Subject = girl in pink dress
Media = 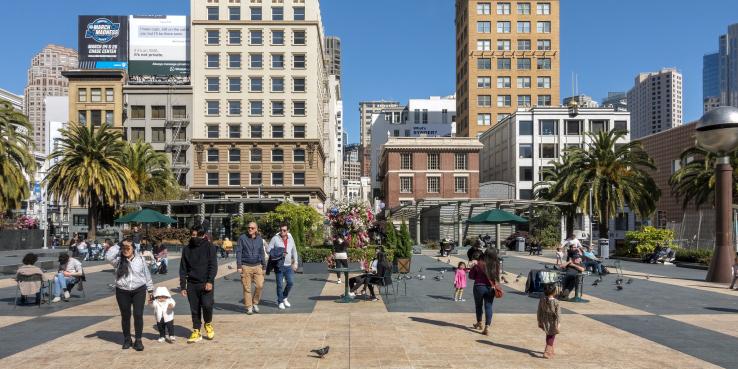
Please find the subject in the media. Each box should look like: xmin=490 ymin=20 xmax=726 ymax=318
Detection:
xmin=454 ymin=261 xmax=469 ymax=301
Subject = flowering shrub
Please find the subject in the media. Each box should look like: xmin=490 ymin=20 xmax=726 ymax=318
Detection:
xmin=326 ymin=201 xmax=375 ymax=247
xmin=14 ymin=215 xmax=39 ymax=229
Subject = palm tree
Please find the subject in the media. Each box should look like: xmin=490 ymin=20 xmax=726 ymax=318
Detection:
xmin=554 ymin=130 xmax=659 ymax=238
xmin=123 ymin=140 xmax=179 ymax=201
xmin=0 ymin=100 xmax=36 ymax=212
xmin=533 ymin=157 xmax=576 ymax=235
xmin=669 ymin=146 xmax=738 ymax=209
xmin=45 ymin=124 xmax=139 ymax=239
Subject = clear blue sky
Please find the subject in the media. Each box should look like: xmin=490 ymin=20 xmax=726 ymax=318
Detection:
xmin=1 ymin=0 xmax=736 ymax=144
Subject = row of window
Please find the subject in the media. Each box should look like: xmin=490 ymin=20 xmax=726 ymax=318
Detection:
xmin=207 ymin=172 xmax=305 ymax=187
xmin=517 ymin=119 xmax=628 ymax=136
xmin=207 ymin=147 xmax=305 ymax=163
xmin=475 ymin=56 xmax=552 ymax=71
xmin=399 ymin=176 xmax=469 ymax=194
xmin=129 ymin=105 xmax=187 ymax=120
xmin=478 ymin=39 xmax=552 ymax=52
xmin=399 ymin=153 xmax=468 ymax=171
xmin=129 ymin=127 xmax=186 ymax=143
xmin=205 ymin=99 xmax=307 ymax=117
xmin=206 ymin=76 xmax=306 ymax=93
xmin=205 ymin=123 xmax=304 ymax=139
xmin=476 ymin=2 xmax=551 ymax=15
xmin=77 ymin=88 xmax=114 ymax=103
xmin=476 ymin=21 xmax=551 ymax=34
xmin=477 ymin=76 xmax=551 ymax=88
xmin=77 ymin=110 xmax=114 ymax=126
xmin=206 ymin=29 xmax=307 ymax=46
xmin=205 ymin=52 xmax=306 ymax=69
xmin=207 ymin=5 xmax=305 ymax=21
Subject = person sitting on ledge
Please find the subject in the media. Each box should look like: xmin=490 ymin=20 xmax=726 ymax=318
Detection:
xmin=559 ymin=255 xmax=585 ymax=300
xmin=52 ymin=253 xmax=83 ymax=303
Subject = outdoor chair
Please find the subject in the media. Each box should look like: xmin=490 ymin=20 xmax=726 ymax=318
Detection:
xmin=370 ymin=268 xmax=395 ymax=303
xmin=65 ymin=274 xmax=87 ymax=299
xmin=14 ymin=274 xmax=45 ymax=308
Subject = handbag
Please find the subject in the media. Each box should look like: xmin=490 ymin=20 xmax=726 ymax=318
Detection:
xmin=493 ymin=281 xmax=504 ymax=299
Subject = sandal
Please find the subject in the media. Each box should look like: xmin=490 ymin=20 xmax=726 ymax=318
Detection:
xmin=472 ymin=322 xmax=482 ymax=330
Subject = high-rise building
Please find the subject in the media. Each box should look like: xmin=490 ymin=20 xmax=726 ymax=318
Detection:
xmin=0 ymin=88 xmax=23 ymax=112
xmin=563 ymin=94 xmax=599 ymax=108
xmin=626 ymin=68 xmax=682 ymax=139
xmin=325 ymin=36 xmax=341 ymax=79
xmin=601 ymin=91 xmax=627 ymax=111
xmin=190 ymin=0 xmax=332 ymax=206
xmin=342 ymin=143 xmax=361 ymax=182
xmin=703 ymin=52 xmax=720 ymax=101
xmin=359 ymin=100 xmax=400 ymax=176
xmin=705 ymin=24 xmax=738 ymax=109
xmin=704 ymin=96 xmax=721 ymax=113
xmin=455 ymin=0 xmax=560 ymax=138
xmin=24 ymin=45 xmax=78 ymax=152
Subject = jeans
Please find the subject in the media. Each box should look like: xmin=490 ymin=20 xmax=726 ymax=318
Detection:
xmin=275 ymin=265 xmax=294 ymax=303
xmin=473 ymin=284 xmax=495 ymax=326
xmin=240 ymin=265 xmax=265 ymax=308
xmin=115 ymin=286 xmax=147 ymax=340
xmin=186 ymin=283 xmax=214 ymax=329
xmin=53 ymin=272 xmax=78 ymax=297
xmin=335 ymin=259 xmax=348 ymax=279
xmin=157 ymin=318 xmax=175 ymax=338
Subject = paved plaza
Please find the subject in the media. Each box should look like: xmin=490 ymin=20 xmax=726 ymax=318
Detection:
xmin=0 ymin=249 xmax=737 ymax=369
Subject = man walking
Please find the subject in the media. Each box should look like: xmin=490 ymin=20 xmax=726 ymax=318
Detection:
xmin=236 ymin=222 xmax=266 ymax=315
xmin=267 ymin=223 xmax=299 ymax=310
xmin=180 ymin=226 xmax=218 ymax=343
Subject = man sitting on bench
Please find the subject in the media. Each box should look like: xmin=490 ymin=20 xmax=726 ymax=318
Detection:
xmin=582 ymin=246 xmax=604 ymax=275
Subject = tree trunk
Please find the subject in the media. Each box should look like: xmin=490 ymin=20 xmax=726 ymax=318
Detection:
xmin=566 ymin=206 xmax=575 ymax=236
xmin=598 ymin=202 xmax=609 ymax=239
xmin=88 ymin=192 xmax=98 ymax=240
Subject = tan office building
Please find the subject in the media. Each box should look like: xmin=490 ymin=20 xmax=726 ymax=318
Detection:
xmin=455 ymin=0 xmax=560 ymax=138
xmin=359 ymin=100 xmax=400 ymax=176
xmin=190 ymin=0 xmax=330 ymax=205
xmin=61 ymin=69 xmax=126 ymax=129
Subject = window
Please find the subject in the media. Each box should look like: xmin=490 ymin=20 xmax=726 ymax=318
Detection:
xmin=251 ymin=124 xmax=262 ymax=138
xmin=272 ymin=101 xmax=284 ymax=116
xmin=294 ymin=124 xmax=306 ymax=138
xmin=478 ymin=95 xmax=492 ymax=107
xmin=272 ymin=149 xmax=284 ymax=162
xmin=73 ymin=215 xmax=88 ymax=226
xmin=207 ymin=76 xmax=220 ymax=92
xmin=537 ymin=2 xmax=551 ymax=15
xmin=497 ymin=95 xmax=512 ymax=107
xmin=537 ymin=95 xmax=552 ymax=106
xmin=517 ymin=58 xmax=531 ymax=70
xmin=207 ymin=173 xmax=219 ymax=186
xmin=497 ymin=21 xmax=511 ymax=33
xmin=271 ymin=77 xmax=284 ymax=92
xmin=496 ymin=2 xmax=510 ymax=14
xmin=250 ymin=30 xmax=262 ymax=45
xmin=229 ymin=172 xmax=241 ymax=186
xmin=519 ymin=189 xmax=533 ymax=200
xmin=540 ymin=120 xmax=557 ymax=135
xmin=250 ymin=148 xmax=262 ymax=162
xmin=476 ymin=40 xmax=491 ymax=51
xmin=272 ymin=124 xmax=284 ymax=138
xmin=207 ymin=125 xmax=219 ymax=138
xmin=151 ymin=106 xmax=165 ymax=119
xmin=497 ymin=76 xmax=511 ymax=88
xmin=477 ymin=2 xmax=491 ymax=14
xmin=519 ymin=121 xmax=533 ymax=135
xmin=517 ymin=21 xmax=531 ymax=33
xmin=229 ymin=6 xmax=240 ymax=20
xmin=272 ymin=172 xmax=284 ymax=186
xmin=519 ymin=166 xmax=533 ymax=181
xmin=293 ymin=30 xmax=306 ymax=45
xmin=614 ymin=120 xmax=628 ymax=132
xmin=294 ymin=6 xmax=305 ymax=20
xmin=615 ymin=213 xmax=629 ymax=231
xmin=539 ymin=143 xmax=558 ymax=158
xmin=477 ymin=58 xmax=491 ymax=70
xmin=272 ymin=53 xmax=285 ymax=68
xmin=497 ymin=114 xmax=508 ymax=123
xmin=400 ymin=177 xmax=413 ymax=193
xmin=229 ymin=77 xmax=241 ymax=92
xmin=517 ymin=95 xmax=531 ymax=107
xmin=427 ymin=153 xmax=440 ymax=170
xmin=228 ymin=100 xmax=241 ymax=115
xmin=519 ymin=143 xmax=533 ymax=158
xmin=422 ymin=109 xmax=429 ymax=124
xmin=250 ymin=172 xmax=262 ymax=185
xmin=590 ymin=120 xmax=608 ymax=134
xmin=294 ymin=148 xmax=305 ymax=162
xmin=293 ymin=54 xmax=306 ymax=68
xmin=207 ymin=148 xmax=219 ymax=162
xmin=518 ymin=2 xmax=531 ymax=14
xmin=537 ymin=39 xmax=551 ymax=50
xmin=537 ymin=76 xmax=551 ymax=88
xmin=455 ymin=153 xmax=467 ymax=170
xmin=78 ymin=110 xmax=87 ymax=124
xmin=105 ymin=110 xmax=114 ymax=125
xmin=537 ymin=58 xmax=552 ymax=70
xmin=400 ymin=153 xmax=413 ymax=170
xmin=497 ymin=58 xmax=511 ymax=70
xmin=537 ymin=21 xmax=551 ymax=33
xmin=454 ymin=177 xmax=468 ymax=193
xmin=477 ymin=113 xmax=491 ymax=126
xmin=228 ymin=30 xmax=241 ymax=44
xmin=250 ymin=77 xmax=262 ymax=92
xmin=272 ymin=6 xmax=284 ymax=20
xmin=91 ymin=88 xmax=101 ymax=102
xmin=497 ymin=40 xmax=511 ymax=51
xmin=290 ymin=172 xmax=305 ymax=186
xmin=207 ymin=53 xmax=219 ymax=68
xmin=207 ymin=100 xmax=220 ymax=115
xmin=517 ymin=39 xmax=531 ymax=51
xmin=293 ymin=77 xmax=306 ymax=92
xmin=131 ymin=105 xmax=145 ymax=119
xmin=77 ymin=89 xmax=87 ymax=102
xmin=477 ymin=21 xmax=491 ymax=33
xmin=250 ymin=6 xmax=262 ymax=21
xmin=229 ymin=53 xmax=241 ymax=68
xmin=517 ymin=76 xmax=531 ymax=88
xmin=207 ymin=30 xmax=220 ymax=45
xmin=207 ymin=6 xmax=219 ymax=20
xmin=250 ymin=53 xmax=262 ymax=68
xmin=565 ymin=120 xmax=582 ymax=135
xmin=250 ymin=100 xmax=263 ymax=116
xmin=229 ymin=124 xmax=241 ymax=138
xmin=105 ymin=88 xmax=114 ymax=102
xmin=229 ymin=148 xmax=241 ymax=162
xmin=272 ymin=30 xmax=284 ymax=45
xmin=477 ymin=76 xmax=491 ymax=88
xmin=427 ymin=177 xmax=440 ymax=193
xmin=130 ymin=127 xmax=145 ymax=141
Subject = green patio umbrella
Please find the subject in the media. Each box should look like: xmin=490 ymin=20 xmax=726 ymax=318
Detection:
xmin=466 ymin=209 xmax=528 ymax=249
xmin=115 ymin=208 xmax=177 ymax=224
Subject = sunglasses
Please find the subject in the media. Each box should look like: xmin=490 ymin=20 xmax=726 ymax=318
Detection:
xmin=248 ymin=226 xmax=257 ymax=229
xmin=280 ymin=229 xmax=288 ymax=232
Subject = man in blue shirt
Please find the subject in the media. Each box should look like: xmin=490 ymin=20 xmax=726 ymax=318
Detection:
xmin=236 ymin=222 xmax=267 ymax=315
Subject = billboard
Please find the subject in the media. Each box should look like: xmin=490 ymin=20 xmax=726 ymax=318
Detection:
xmin=128 ymin=15 xmax=190 ymax=83
xmin=78 ymin=16 xmax=128 ymax=69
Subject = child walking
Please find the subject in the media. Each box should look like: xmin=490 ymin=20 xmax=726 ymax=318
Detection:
xmin=453 ymin=261 xmax=469 ymax=302
xmin=537 ymin=283 xmax=560 ymax=359
xmin=151 ymin=286 xmax=176 ymax=343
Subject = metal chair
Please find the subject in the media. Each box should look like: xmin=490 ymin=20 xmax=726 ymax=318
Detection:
xmin=371 ymin=268 xmax=395 ymax=303
xmin=14 ymin=274 xmax=45 ymax=308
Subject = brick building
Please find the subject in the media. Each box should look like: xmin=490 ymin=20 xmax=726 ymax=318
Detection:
xmin=379 ymin=137 xmax=482 ymax=209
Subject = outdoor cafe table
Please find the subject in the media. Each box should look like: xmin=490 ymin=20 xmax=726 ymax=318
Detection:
xmin=328 ymin=267 xmax=364 ymax=303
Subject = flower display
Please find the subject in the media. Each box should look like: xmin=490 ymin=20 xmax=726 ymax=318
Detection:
xmin=14 ymin=215 xmax=39 ymax=229
xmin=326 ymin=200 xmax=375 ymax=247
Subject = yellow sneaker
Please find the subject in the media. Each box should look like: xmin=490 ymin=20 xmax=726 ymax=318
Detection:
xmin=204 ymin=323 xmax=215 ymax=340
xmin=187 ymin=329 xmax=202 ymax=343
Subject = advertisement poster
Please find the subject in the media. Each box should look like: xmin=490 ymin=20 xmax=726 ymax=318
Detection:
xmin=78 ymin=15 xmax=128 ymax=69
xmin=128 ymin=15 xmax=190 ymax=82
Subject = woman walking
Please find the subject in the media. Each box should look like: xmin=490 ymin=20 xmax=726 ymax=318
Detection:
xmin=468 ymin=248 xmax=501 ymax=335
xmin=105 ymin=239 xmax=154 ymax=351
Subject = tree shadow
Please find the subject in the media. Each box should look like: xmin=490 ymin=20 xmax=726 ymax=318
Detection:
xmin=409 ymin=316 xmax=476 ymax=332
xmin=477 ymin=339 xmax=542 ymax=358
xmin=704 ymin=307 xmax=738 ymax=313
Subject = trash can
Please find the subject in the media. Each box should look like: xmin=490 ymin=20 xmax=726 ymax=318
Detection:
xmin=598 ymin=238 xmax=609 ymax=259
xmin=516 ymin=237 xmax=525 ymax=252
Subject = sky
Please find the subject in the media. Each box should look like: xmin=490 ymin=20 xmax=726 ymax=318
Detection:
xmin=0 ymin=0 xmax=737 ymax=144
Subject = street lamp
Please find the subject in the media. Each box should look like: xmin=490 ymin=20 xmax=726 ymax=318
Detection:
xmin=695 ymin=106 xmax=738 ymax=283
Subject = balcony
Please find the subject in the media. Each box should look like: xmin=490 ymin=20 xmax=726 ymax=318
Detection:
xmin=165 ymin=115 xmax=190 ymax=127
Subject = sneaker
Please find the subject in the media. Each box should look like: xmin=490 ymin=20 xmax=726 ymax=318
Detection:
xmin=460 ymin=298 xmax=466 ymax=302
xmin=133 ymin=339 xmax=144 ymax=351
xmin=167 ymin=336 xmax=176 ymax=343
xmin=246 ymin=307 xmax=253 ymax=315
xmin=283 ymin=298 xmax=291 ymax=308
xmin=337 ymin=279 xmax=342 ymax=284
xmin=158 ymin=337 xmax=166 ymax=343
xmin=204 ymin=323 xmax=215 ymax=340
xmin=348 ymin=292 xmax=356 ymax=298
xmin=187 ymin=329 xmax=202 ymax=343
xmin=278 ymin=302 xmax=286 ymax=310
xmin=63 ymin=291 xmax=70 ymax=300
xmin=51 ymin=296 xmax=61 ymax=303
xmin=253 ymin=305 xmax=260 ymax=313
xmin=369 ymin=297 xmax=379 ymax=302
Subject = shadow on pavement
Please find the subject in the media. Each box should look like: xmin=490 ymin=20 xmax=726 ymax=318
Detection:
xmin=477 ymin=339 xmax=542 ymax=358
xmin=704 ymin=306 xmax=738 ymax=313
xmin=409 ymin=316 xmax=476 ymax=332
xmin=426 ymin=295 xmax=454 ymax=301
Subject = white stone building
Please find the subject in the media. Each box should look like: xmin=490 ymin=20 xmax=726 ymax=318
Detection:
xmin=627 ymin=68 xmax=683 ymax=139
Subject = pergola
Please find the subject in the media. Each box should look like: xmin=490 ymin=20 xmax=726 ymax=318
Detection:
xmin=387 ymin=197 xmax=572 ymax=249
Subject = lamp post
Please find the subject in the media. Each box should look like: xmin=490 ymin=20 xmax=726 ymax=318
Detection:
xmin=695 ymin=107 xmax=738 ymax=283
xmin=589 ymin=187 xmax=593 ymax=249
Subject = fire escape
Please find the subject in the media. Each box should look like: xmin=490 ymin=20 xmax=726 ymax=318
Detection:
xmin=165 ymin=86 xmax=190 ymax=185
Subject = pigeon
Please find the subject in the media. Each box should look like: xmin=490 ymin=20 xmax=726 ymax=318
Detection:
xmin=440 ymin=269 xmax=446 ymax=274
xmin=433 ymin=275 xmax=442 ymax=281
xmin=592 ymin=279 xmax=600 ymax=286
xmin=227 ymin=265 xmax=234 ymax=269
xmin=517 ymin=273 xmax=524 ymax=279
xmin=616 ymin=285 xmax=623 ymax=291
xmin=421 ymin=275 xmax=426 ymax=280
xmin=501 ymin=276 xmax=509 ymax=284
xmin=615 ymin=278 xmax=623 ymax=286
xmin=515 ymin=277 xmax=520 ymax=283
xmin=418 ymin=267 xmax=424 ymax=273
xmin=645 ymin=275 xmax=651 ymax=280
xmin=224 ymin=276 xmax=230 ymax=281
xmin=447 ymin=258 xmax=451 ymax=264
xmin=311 ymin=346 xmax=330 ymax=358
xmin=626 ymin=278 xmax=633 ymax=284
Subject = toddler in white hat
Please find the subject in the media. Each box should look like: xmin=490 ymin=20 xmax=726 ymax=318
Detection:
xmin=151 ymin=286 xmax=176 ymax=343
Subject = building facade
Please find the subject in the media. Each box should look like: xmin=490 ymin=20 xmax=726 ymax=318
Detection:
xmin=359 ymin=100 xmax=401 ymax=176
xmin=325 ymin=36 xmax=341 ymax=79
xmin=0 ymin=88 xmax=23 ymax=111
xmin=61 ymin=70 xmax=126 ymax=129
xmin=703 ymin=52 xmax=720 ymax=102
xmin=379 ymin=137 xmax=482 ymax=209
xmin=626 ymin=68 xmax=682 ymax=139
xmin=704 ymin=96 xmax=721 ymax=113
xmin=455 ymin=0 xmax=561 ymax=138
xmin=601 ymin=91 xmax=627 ymax=111
xmin=190 ymin=0 xmax=330 ymax=206
xmin=23 ymin=45 xmax=78 ymax=152
xmin=342 ymin=143 xmax=361 ymax=181
xmin=563 ymin=94 xmax=599 ymax=108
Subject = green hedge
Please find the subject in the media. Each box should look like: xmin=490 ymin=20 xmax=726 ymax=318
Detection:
xmin=674 ymin=247 xmax=713 ymax=265
xmin=299 ymin=246 xmax=394 ymax=263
